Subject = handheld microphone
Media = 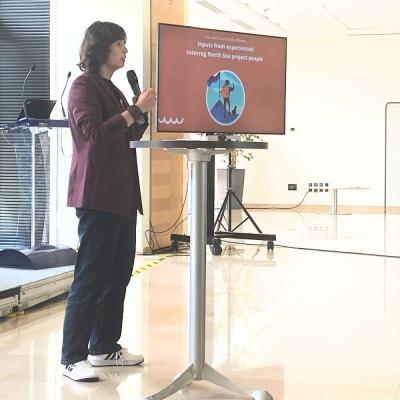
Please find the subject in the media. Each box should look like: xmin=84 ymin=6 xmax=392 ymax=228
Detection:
xmin=60 ymin=71 xmax=71 ymax=119
xmin=21 ymin=65 xmax=36 ymax=119
xmin=127 ymin=69 xmax=141 ymax=97
xmin=127 ymin=69 xmax=148 ymax=126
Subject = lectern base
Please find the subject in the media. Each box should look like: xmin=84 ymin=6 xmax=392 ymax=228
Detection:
xmin=143 ymin=362 xmax=272 ymax=400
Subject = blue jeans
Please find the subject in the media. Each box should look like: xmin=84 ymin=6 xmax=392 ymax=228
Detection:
xmin=61 ymin=208 xmax=137 ymax=365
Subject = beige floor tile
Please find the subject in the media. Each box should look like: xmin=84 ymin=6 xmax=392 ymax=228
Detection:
xmin=1 ymin=211 xmax=400 ymax=399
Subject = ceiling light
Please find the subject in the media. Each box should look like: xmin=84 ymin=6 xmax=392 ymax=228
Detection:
xmin=231 ymin=19 xmax=256 ymax=30
xmin=195 ymin=0 xmax=225 ymax=14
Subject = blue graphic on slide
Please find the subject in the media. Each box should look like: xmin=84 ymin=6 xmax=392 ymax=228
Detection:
xmin=206 ymin=70 xmax=245 ymax=126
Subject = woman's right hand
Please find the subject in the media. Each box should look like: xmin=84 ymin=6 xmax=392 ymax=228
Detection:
xmin=135 ymin=88 xmax=157 ymax=113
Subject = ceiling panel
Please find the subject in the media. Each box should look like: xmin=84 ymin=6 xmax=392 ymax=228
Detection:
xmin=190 ymin=0 xmax=400 ymax=36
xmin=322 ymin=0 xmax=400 ymax=30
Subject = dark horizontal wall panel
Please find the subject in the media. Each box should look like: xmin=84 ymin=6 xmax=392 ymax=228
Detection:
xmin=0 ymin=0 xmax=50 ymax=123
xmin=0 ymin=0 xmax=50 ymax=249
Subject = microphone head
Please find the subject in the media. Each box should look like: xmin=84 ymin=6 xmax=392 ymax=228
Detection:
xmin=30 ymin=65 xmax=36 ymax=72
xmin=127 ymin=69 xmax=138 ymax=83
xmin=67 ymin=71 xmax=71 ymax=78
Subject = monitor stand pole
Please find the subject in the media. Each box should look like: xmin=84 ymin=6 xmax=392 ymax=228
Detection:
xmin=171 ymin=154 xmax=223 ymax=255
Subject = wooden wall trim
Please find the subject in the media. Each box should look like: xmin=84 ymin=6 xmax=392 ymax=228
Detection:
xmin=149 ymin=0 xmax=186 ymax=251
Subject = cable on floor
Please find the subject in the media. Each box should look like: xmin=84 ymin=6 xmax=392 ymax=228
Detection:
xmin=220 ymin=239 xmax=400 ymax=259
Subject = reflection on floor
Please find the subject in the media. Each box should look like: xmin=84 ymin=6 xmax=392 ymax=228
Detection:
xmin=1 ymin=210 xmax=400 ymax=400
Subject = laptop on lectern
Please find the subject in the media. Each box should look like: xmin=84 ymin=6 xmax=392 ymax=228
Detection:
xmin=17 ymin=99 xmax=56 ymax=121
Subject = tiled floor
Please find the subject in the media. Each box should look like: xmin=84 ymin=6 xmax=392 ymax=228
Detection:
xmin=1 ymin=210 xmax=400 ymax=399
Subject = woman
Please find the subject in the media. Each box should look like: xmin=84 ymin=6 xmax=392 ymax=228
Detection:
xmin=61 ymin=21 xmax=156 ymax=382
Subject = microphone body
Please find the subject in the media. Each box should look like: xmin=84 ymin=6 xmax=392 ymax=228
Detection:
xmin=21 ymin=65 xmax=36 ymax=119
xmin=60 ymin=71 xmax=72 ymax=119
xmin=127 ymin=69 xmax=141 ymax=97
xmin=126 ymin=69 xmax=147 ymax=126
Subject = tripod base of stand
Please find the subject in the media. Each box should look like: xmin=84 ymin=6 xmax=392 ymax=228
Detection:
xmin=143 ymin=362 xmax=272 ymax=400
xmin=215 ymin=231 xmax=276 ymax=251
xmin=214 ymin=187 xmax=277 ymax=251
xmin=171 ymin=234 xmax=222 ymax=255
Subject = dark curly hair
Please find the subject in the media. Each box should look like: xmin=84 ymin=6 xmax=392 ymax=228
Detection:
xmin=78 ymin=21 xmax=126 ymax=72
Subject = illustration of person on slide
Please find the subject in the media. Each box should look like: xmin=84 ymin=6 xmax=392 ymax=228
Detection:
xmin=220 ymin=79 xmax=234 ymax=118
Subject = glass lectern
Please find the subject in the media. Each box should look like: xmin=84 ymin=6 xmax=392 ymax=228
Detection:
xmin=0 ymin=118 xmax=68 ymax=250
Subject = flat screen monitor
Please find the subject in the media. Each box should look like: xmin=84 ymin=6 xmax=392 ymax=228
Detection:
xmin=157 ymin=23 xmax=287 ymax=135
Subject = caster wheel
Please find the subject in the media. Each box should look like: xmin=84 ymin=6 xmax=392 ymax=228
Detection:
xmin=211 ymin=245 xmax=222 ymax=255
xmin=172 ymin=241 xmax=179 ymax=252
xmin=267 ymin=241 xmax=274 ymax=252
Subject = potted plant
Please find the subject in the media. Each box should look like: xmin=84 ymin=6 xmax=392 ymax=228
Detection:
xmin=217 ymin=134 xmax=264 ymax=209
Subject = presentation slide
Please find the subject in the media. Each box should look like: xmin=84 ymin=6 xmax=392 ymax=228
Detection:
xmin=157 ymin=24 xmax=287 ymax=134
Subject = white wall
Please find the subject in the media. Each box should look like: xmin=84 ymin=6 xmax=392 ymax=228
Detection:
xmin=50 ymin=0 xmax=148 ymax=249
xmin=243 ymin=34 xmax=400 ymax=207
xmin=187 ymin=2 xmax=400 ymax=207
xmin=51 ymin=0 xmax=144 ymax=100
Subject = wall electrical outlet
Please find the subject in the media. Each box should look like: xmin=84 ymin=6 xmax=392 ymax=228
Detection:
xmin=288 ymin=184 xmax=297 ymax=191
xmin=310 ymin=181 xmax=330 ymax=193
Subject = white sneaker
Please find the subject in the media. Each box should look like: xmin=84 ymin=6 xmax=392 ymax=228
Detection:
xmin=62 ymin=360 xmax=99 ymax=382
xmin=88 ymin=348 xmax=144 ymax=367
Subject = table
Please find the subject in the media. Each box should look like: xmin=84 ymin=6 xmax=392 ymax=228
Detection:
xmin=130 ymin=140 xmax=271 ymax=400
xmin=328 ymin=186 xmax=369 ymax=215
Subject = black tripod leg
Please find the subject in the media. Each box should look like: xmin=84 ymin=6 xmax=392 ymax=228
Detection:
xmin=230 ymin=191 xmax=262 ymax=233
xmin=214 ymin=192 xmax=229 ymax=231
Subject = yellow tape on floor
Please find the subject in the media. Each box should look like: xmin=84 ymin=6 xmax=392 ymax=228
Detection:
xmin=132 ymin=256 xmax=168 ymax=277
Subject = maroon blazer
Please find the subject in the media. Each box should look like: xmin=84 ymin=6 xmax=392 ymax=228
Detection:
xmin=67 ymin=71 xmax=146 ymax=217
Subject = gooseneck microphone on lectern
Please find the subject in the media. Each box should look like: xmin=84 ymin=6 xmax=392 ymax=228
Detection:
xmin=60 ymin=71 xmax=71 ymax=119
xmin=21 ymin=65 xmax=36 ymax=119
xmin=127 ymin=69 xmax=147 ymax=125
